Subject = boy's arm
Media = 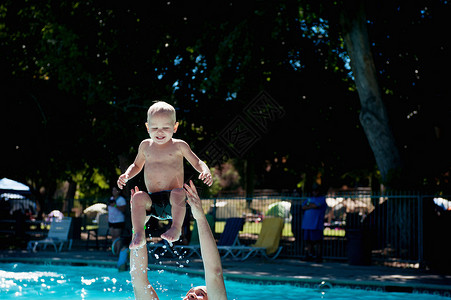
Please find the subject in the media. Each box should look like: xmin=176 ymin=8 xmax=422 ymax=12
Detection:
xmin=179 ymin=141 xmax=213 ymax=186
xmin=117 ymin=141 xmax=146 ymax=189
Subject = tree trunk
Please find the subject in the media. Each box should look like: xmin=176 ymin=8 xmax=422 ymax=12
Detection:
xmin=63 ymin=180 xmax=77 ymax=216
xmin=244 ymin=157 xmax=254 ymax=208
xmin=339 ymin=1 xmax=403 ymax=186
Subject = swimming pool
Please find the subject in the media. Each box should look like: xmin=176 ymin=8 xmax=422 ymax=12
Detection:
xmin=0 ymin=262 xmax=448 ymax=299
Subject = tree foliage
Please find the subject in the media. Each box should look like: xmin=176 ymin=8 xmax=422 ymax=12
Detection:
xmin=1 ymin=1 xmax=449 ymax=208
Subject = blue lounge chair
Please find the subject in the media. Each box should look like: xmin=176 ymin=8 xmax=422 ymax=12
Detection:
xmin=216 ymin=217 xmax=245 ymax=258
xmin=27 ymin=217 xmax=73 ymax=252
xmin=85 ymin=213 xmax=110 ymax=249
xmin=175 ymin=217 xmax=245 ymax=259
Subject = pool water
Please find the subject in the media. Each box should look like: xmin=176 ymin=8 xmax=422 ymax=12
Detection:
xmin=0 ymin=263 xmax=447 ymax=299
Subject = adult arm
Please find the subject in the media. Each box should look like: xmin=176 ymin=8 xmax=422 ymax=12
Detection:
xmin=184 ymin=180 xmax=227 ymax=300
xmin=302 ymin=202 xmax=319 ymax=210
xmin=302 ymin=195 xmax=328 ymax=210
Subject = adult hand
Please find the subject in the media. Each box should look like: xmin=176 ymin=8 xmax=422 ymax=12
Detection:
xmin=130 ymin=186 xmax=140 ymax=197
xmin=184 ymin=180 xmax=204 ymax=220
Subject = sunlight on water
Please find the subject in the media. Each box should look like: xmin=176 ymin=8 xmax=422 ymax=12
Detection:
xmin=0 ymin=263 xmax=448 ymax=300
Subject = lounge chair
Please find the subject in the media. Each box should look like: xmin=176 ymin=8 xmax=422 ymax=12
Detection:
xmin=231 ymin=217 xmax=284 ymax=261
xmin=27 ymin=217 xmax=73 ymax=252
xmin=85 ymin=213 xmax=110 ymax=249
xmin=215 ymin=217 xmax=246 ymax=258
xmin=174 ymin=217 xmax=244 ymax=259
xmin=171 ymin=214 xmax=216 ymax=258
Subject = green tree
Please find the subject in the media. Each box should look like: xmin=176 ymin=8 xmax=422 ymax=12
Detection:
xmin=1 ymin=0 xmax=449 ymax=206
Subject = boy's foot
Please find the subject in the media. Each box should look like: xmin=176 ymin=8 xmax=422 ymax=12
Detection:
xmin=161 ymin=226 xmax=181 ymax=243
xmin=129 ymin=231 xmax=146 ymax=249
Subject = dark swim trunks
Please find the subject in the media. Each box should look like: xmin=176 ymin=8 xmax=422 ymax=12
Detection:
xmin=146 ymin=190 xmax=172 ymax=220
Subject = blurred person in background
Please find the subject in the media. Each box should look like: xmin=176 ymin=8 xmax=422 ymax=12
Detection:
xmin=302 ymin=184 xmax=328 ymax=263
xmin=108 ymin=187 xmax=127 ymax=253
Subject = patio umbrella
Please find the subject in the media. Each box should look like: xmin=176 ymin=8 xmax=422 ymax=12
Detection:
xmin=0 ymin=178 xmax=31 ymax=193
xmin=0 ymin=179 xmax=36 ymax=215
xmin=83 ymin=203 xmax=107 ymax=219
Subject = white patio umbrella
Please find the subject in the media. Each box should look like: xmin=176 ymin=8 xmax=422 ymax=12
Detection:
xmin=83 ymin=203 xmax=107 ymax=219
xmin=0 ymin=178 xmax=30 ymax=192
xmin=0 ymin=178 xmax=35 ymax=214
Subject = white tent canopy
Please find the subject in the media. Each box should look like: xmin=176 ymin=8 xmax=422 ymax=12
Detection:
xmin=0 ymin=178 xmax=31 ymax=193
xmin=0 ymin=178 xmax=35 ymax=214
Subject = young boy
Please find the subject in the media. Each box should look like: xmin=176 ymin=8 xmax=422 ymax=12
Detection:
xmin=117 ymin=101 xmax=212 ymax=249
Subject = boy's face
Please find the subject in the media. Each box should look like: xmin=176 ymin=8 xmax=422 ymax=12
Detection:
xmin=145 ymin=111 xmax=178 ymax=144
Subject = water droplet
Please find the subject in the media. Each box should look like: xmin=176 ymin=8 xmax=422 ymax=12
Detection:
xmin=317 ymin=281 xmax=332 ymax=290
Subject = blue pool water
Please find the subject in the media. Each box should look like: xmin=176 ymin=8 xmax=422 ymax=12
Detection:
xmin=0 ymin=262 xmax=448 ymax=299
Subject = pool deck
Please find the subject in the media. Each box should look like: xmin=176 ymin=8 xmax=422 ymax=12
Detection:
xmin=1 ymin=242 xmax=451 ymax=297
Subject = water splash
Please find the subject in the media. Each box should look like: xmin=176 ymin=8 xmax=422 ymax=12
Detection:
xmin=317 ymin=281 xmax=332 ymax=297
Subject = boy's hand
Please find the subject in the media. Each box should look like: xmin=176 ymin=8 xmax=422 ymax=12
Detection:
xmin=117 ymin=174 xmax=129 ymax=189
xmin=199 ymin=171 xmax=213 ymax=186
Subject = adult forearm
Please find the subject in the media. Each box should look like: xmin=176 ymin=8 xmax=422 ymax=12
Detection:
xmin=184 ymin=180 xmax=227 ymax=300
xmin=197 ymin=217 xmax=222 ymax=273
xmin=197 ymin=216 xmax=227 ymax=299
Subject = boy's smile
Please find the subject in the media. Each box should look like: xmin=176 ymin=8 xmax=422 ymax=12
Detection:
xmin=146 ymin=111 xmax=178 ymax=145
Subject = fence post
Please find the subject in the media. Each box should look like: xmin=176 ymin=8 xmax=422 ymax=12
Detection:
xmin=418 ymin=194 xmax=424 ymax=267
xmin=212 ymin=198 xmax=217 ymax=233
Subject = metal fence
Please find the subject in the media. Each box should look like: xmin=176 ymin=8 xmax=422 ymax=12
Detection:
xmin=202 ymin=193 xmax=430 ymax=265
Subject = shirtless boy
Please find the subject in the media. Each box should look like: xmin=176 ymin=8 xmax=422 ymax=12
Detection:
xmin=117 ymin=101 xmax=212 ymax=249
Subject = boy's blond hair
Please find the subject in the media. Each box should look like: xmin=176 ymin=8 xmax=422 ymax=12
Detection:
xmin=147 ymin=101 xmax=176 ymax=123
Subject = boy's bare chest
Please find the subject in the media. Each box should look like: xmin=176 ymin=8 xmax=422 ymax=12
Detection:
xmin=144 ymin=144 xmax=183 ymax=166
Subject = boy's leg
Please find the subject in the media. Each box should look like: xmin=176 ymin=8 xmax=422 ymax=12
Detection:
xmin=130 ymin=191 xmax=152 ymax=249
xmin=161 ymin=188 xmax=186 ymax=242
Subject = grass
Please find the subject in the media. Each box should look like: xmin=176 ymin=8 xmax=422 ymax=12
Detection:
xmin=206 ymin=221 xmax=346 ymax=238
xmin=197 ymin=198 xmax=347 ymax=238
